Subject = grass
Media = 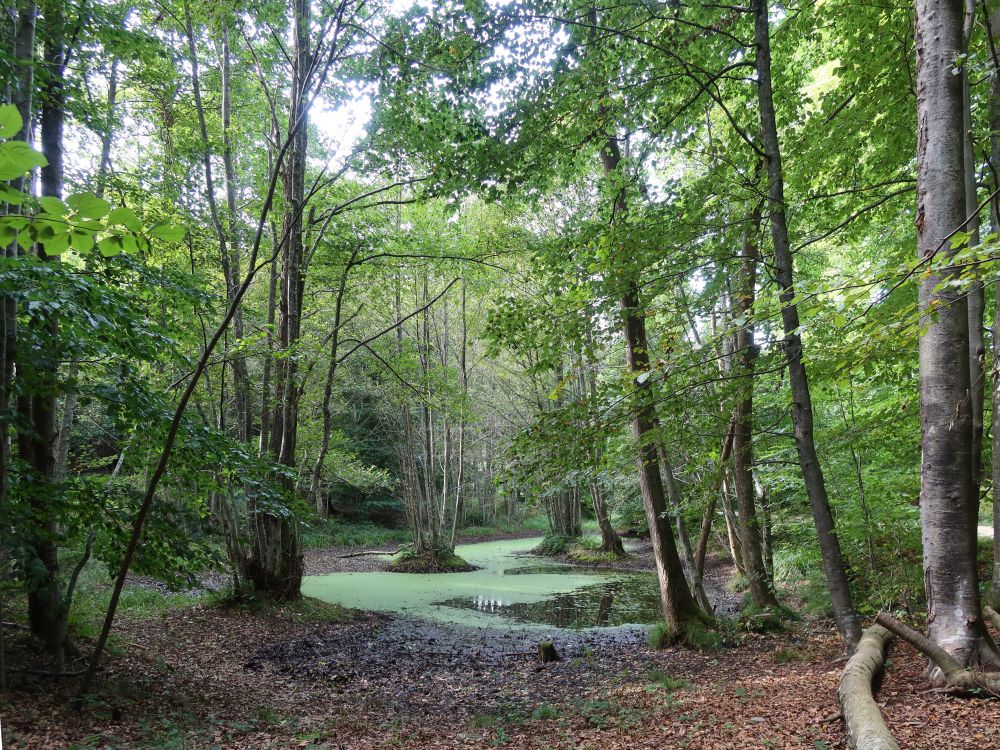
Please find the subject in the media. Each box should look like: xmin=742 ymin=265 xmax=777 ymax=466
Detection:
xmin=300 ymin=519 xmax=411 ymax=550
xmin=530 ymin=704 xmax=561 ymax=720
xmin=65 ymin=561 xmax=207 ymax=639
xmin=645 ymin=671 xmax=693 ymax=692
xmin=459 ymin=514 xmax=549 ymax=538
xmin=301 ymin=515 xmax=552 ymax=551
xmin=772 ymin=646 xmax=808 ymax=664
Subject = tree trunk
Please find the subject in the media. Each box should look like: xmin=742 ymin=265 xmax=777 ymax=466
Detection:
xmin=449 ymin=278 xmax=468 ymax=548
xmin=986 ymin=7 xmax=1000 ymax=610
xmin=309 ymin=253 xmax=356 ymax=517
xmin=914 ymin=0 xmax=999 ymax=673
xmin=582 ymin=328 xmax=624 ymax=555
xmin=2 ymin=2 xmax=38 ymax=683
xmin=731 ymin=193 xmax=777 ymax=608
xmin=26 ymin=3 xmax=67 ymax=661
xmin=220 ymin=25 xmax=252 ymax=445
xmin=657 ymin=443 xmax=714 ymax=612
xmin=754 ymin=471 xmax=774 ymax=578
xmin=620 ymin=278 xmax=706 ymax=636
xmin=695 ymin=418 xmax=735 ymax=577
xmin=246 ymin=0 xmax=309 ymax=599
xmin=720 ymin=473 xmax=746 ymax=575
xmin=754 ymin=0 xmax=860 ymax=650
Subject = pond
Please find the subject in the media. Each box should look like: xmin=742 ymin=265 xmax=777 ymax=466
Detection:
xmin=302 ymin=537 xmax=664 ymax=630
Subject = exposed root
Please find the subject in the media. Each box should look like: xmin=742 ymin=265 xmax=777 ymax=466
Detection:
xmin=985 ymin=606 xmax=1000 ymax=632
xmin=838 ymin=624 xmax=899 ymax=750
xmin=875 ymin=613 xmax=1000 ymax=696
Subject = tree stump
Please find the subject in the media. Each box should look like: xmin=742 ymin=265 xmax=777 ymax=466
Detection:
xmin=538 ymin=641 xmax=560 ymax=663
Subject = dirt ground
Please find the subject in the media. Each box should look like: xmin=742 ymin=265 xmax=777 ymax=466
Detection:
xmin=2 ymin=543 xmax=999 ymax=749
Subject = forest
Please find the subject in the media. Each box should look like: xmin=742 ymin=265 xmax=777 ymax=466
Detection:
xmin=1 ymin=0 xmax=1000 ymax=747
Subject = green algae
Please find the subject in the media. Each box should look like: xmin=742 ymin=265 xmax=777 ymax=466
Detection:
xmin=301 ymin=537 xmax=662 ymax=630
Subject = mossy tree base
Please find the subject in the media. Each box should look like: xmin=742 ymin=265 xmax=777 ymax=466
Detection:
xmin=534 ymin=534 xmax=629 ymax=562
xmin=648 ymin=615 xmax=721 ymax=651
xmin=738 ymin=602 xmax=796 ymax=633
xmin=533 ymin=533 xmax=577 ymax=557
xmin=567 ymin=547 xmax=629 ymax=564
xmin=387 ymin=547 xmax=477 ymax=573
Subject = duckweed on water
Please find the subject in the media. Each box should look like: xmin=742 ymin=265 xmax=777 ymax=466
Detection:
xmin=301 ymin=537 xmax=663 ymax=630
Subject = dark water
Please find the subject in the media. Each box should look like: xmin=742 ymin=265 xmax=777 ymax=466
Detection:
xmin=436 ymin=572 xmax=663 ymax=629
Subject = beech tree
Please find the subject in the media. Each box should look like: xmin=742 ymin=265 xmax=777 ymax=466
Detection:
xmin=913 ymin=0 xmax=1000 ymax=673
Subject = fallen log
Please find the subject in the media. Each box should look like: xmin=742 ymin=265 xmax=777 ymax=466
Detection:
xmin=875 ymin=612 xmax=1000 ymax=695
xmin=838 ymin=624 xmax=899 ymax=750
xmin=985 ymin=606 xmax=1000 ymax=632
xmin=338 ymin=548 xmax=401 ymax=559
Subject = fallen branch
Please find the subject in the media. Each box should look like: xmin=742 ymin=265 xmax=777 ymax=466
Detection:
xmin=875 ymin=612 xmax=1000 ymax=695
xmin=838 ymin=624 xmax=899 ymax=750
xmin=338 ymin=548 xmax=401 ymax=559
xmin=986 ymin=606 xmax=1000 ymax=632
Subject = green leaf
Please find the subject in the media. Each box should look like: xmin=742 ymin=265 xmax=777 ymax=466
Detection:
xmin=0 ymin=184 xmax=26 ymax=205
xmin=0 ymin=104 xmax=22 ymax=138
xmin=69 ymin=230 xmax=94 ymax=252
xmin=66 ymin=192 xmax=111 ymax=220
xmin=0 ymin=141 xmax=48 ymax=180
xmin=41 ymin=232 xmax=70 ymax=256
xmin=108 ymin=206 xmax=141 ymax=231
xmin=120 ymin=234 xmax=139 ymax=254
xmin=0 ymin=222 xmax=17 ymax=246
xmin=38 ymin=196 xmax=68 ymax=216
xmin=149 ymin=221 xmax=185 ymax=243
xmin=98 ymin=235 xmax=122 ymax=257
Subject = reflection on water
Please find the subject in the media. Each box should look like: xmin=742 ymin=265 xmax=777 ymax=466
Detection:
xmin=436 ymin=574 xmax=662 ymax=629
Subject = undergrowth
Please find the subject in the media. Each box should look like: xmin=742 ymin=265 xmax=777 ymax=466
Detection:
xmin=300 ymin=519 xmax=411 ymax=550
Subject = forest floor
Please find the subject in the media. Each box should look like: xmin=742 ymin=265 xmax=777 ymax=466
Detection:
xmin=2 ymin=539 xmax=1000 ymax=749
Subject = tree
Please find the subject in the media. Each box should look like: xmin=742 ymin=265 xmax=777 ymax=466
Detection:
xmin=753 ymin=0 xmax=860 ymax=650
xmin=913 ymin=0 xmax=1000 ymax=674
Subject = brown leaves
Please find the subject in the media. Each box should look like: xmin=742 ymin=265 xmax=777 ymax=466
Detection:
xmin=3 ymin=607 xmax=999 ymax=749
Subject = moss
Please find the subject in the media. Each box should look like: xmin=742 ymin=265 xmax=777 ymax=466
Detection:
xmin=387 ymin=546 xmax=477 ymax=573
xmin=533 ymin=533 xmax=576 ymax=556
xmin=534 ymin=534 xmax=627 ymax=561
xmin=737 ymin=601 xmax=796 ymax=633
xmin=566 ymin=545 xmax=628 ymax=563
xmin=649 ymin=616 xmax=721 ymax=651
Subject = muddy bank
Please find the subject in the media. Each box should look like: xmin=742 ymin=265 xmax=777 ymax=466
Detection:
xmin=246 ymin=613 xmax=651 ymax=719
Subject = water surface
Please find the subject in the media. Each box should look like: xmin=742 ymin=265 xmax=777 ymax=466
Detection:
xmin=302 ymin=537 xmax=663 ymax=630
